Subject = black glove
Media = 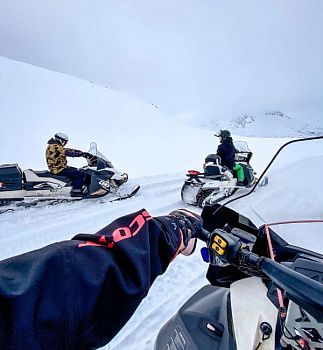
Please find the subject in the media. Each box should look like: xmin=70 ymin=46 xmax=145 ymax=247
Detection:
xmin=169 ymin=209 xmax=203 ymax=255
xmin=82 ymin=152 xmax=92 ymax=158
xmin=82 ymin=153 xmax=97 ymax=163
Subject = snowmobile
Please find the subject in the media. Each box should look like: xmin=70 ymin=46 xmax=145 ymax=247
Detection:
xmin=155 ymin=136 xmax=323 ymax=350
xmin=181 ymin=141 xmax=257 ymax=207
xmin=0 ymin=142 xmax=139 ymax=211
xmin=155 ymin=204 xmax=323 ymax=350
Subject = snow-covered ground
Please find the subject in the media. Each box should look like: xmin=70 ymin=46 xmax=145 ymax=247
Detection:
xmin=0 ymin=57 xmax=322 ymax=349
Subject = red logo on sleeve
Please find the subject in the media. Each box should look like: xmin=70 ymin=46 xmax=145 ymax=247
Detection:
xmin=78 ymin=210 xmax=152 ymax=249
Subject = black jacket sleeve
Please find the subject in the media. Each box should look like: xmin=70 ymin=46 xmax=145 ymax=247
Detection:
xmin=216 ymin=144 xmax=223 ymax=158
xmin=0 ymin=209 xmax=183 ymax=350
xmin=65 ymin=148 xmax=84 ymax=157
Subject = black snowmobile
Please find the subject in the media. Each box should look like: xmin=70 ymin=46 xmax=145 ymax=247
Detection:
xmin=181 ymin=141 xmax=257 ymax=208
xmin=156 ymin=136 xmax=323 ymax=350
xmin=0 ymin=142 xmax=139 ymax=211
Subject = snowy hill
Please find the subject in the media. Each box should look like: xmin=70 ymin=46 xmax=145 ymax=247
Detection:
xmin=0 ymin=56 xmax=215 ymax=176
xmin=175 ymin=109 xmax=323 ymax=137
xmin=0 ymin=57 xmax=322 ymax=350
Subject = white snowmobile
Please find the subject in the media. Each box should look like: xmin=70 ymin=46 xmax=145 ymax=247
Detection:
xmin=181 ymin=141 xmax=256 ymax=207
xmin=156 ymin=136 xmax=323 ymax=350
xmin=0 ymin=142 xmax=139 ymax=212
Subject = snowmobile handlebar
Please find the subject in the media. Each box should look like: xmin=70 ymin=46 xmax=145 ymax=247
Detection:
xmin=200 ymin=227 xmax=323 ymax=322
xmin=198 ymin=226 xmax=257 ymax=269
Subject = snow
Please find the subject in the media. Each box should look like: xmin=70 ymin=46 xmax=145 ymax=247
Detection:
xmin=0 ymin=57 xmax=322 ymax=349
xmin=175 ymin=109 xmax=323 ymax=137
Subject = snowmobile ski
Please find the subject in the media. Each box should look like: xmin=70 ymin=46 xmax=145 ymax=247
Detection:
xmin=109 ymin=185 xmax=140 ymax=202
xmin=0 ymin=185 xmax=141 ymax=215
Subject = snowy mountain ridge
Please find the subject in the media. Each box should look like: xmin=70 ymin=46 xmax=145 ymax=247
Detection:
xmin=175 ymin=109 xmax=323 ymax=137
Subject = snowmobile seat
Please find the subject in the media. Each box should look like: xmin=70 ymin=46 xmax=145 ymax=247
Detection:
xmin=204 ymin=164 xmax=222 ymax=177
xmin=205 ymin=154 xmax=221 ymax=164
xmin=31 ymin=170 xmax=70 ymax=182
xmin=0 ymin=164 xmax=22 ymax=191
xmin=204 ymin=155 xmax=223 ymax=177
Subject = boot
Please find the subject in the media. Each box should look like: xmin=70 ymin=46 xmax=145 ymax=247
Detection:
xmin=70 ymin=189 xmax=83 ymax=197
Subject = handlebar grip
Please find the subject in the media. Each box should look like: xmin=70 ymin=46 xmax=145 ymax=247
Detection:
xmin=198 ymin=228 xmax=211 ymax=243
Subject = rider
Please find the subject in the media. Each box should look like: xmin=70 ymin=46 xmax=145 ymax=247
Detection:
xmin=46 ymin=132 xmax=93 ymax=197
xmin=215 ymin=130 xmax=245 ymax=186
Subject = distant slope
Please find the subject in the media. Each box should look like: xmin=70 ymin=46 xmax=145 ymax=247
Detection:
xmin=0 ymin=56 xmax=214 ymax=177
xmin=174 ymin=109 xmax=323 ymax=137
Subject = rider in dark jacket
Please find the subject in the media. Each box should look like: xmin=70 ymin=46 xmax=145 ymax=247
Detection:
xmin=216 ymin=130 xmax=236 ymax=170
xmin=215 ymin=130 xmax=245 ymax=185
xmin=0 ymin=209 xmax=202 ymax=350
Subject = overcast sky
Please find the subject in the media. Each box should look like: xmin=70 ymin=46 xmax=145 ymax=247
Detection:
xmin=1 ymin=0 xmax=323 ymax=114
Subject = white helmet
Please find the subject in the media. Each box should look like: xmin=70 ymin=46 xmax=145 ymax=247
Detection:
xmin=54 ymin=132 xmax=69 ymax=146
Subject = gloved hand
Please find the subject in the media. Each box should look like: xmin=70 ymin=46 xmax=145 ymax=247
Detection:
xmin=82 ymin=152 xmax=97 ymax=163
xmin=82 ymin=152 xmax=93 ymax=159
xmin=169 ymin=209 xmax=203 ymax=256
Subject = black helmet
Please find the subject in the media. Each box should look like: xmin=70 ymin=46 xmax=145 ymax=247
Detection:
xmin=215 ymin=130 xmax=231 ymax=142
xmin=54 ymin=132 xmax=69 ymax=146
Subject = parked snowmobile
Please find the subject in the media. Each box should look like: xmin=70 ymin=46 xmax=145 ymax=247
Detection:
xmin=156 ymin=136 xmax=323 ymax=350
xmin=0 ymin=142 xmax=138 ymax=210
xmin=181 ymin=141 xmax=256 ymax=207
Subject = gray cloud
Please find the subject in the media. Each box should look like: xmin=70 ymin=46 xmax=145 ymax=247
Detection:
xmin=1 ymin=0 xmax=323 ymax=113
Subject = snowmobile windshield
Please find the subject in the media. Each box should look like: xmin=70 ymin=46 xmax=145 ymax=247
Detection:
xmin=234 ymin=141 xmax=253 ymax=162
xmin=227 ymin=137 xmax=323 ymax=255
xmin=233 ymin=141 xmax=250 ymax=153
xmin=87 ymin=142 xmax=114 ymax=170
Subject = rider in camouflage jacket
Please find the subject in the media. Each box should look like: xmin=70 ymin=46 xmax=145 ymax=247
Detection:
xmin=46 ymin=138 xmax=83 ymax=174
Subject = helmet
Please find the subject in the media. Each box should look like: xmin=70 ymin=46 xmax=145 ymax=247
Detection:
xmin=54 ymin=132 xmax=69 ymax=146
xmin=215 ymin=130 xmax=231 ymax=142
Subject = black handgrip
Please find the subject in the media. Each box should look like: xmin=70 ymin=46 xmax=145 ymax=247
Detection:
xmin=260 ymin=258 xmax=323 ymax=322
xmin=198 ymin=228 xmax=212 ymax=243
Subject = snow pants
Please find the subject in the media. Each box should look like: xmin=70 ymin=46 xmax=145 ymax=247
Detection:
xmin=59 ymin=166 xmax=85 ymax=190
xmin=233 ymin=163 xmax=245 ymax=182
xmin=0 ymin=209 xmax=183 ymax=350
